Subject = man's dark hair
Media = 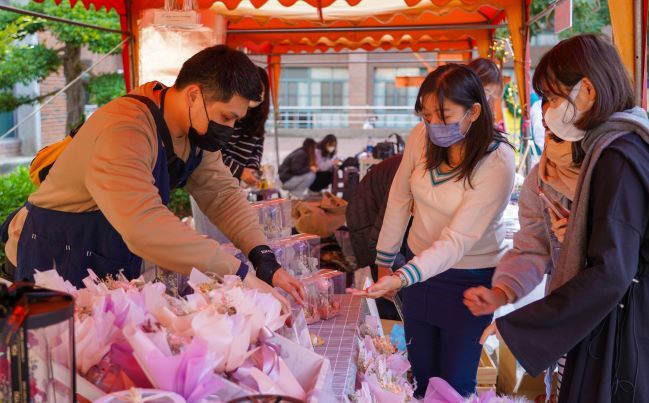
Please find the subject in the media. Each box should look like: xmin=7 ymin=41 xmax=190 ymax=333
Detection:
xmin=175 ymin=45 xmax=262 ymax=103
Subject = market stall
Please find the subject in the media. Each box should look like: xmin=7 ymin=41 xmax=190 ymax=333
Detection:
xmin=4 ymin=0 xmax=647 ymax=401
xmin=0 ymin=1 xmax=532 ymax=401
xmin=34 ymin=0 xmax=535 ymax=168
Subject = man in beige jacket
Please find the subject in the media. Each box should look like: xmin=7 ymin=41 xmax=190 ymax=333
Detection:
xmin=4 ymin=45 xmax=303 ymax=303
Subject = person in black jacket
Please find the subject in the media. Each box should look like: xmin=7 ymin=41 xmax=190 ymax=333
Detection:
xmin=346 ymin=154 xmax=406 ymax=319
xmin=279 ymin=138 xmax=317 ymax=197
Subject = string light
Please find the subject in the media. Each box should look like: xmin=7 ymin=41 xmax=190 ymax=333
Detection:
xmin=490 ymin=37 xmax=513 ymax=63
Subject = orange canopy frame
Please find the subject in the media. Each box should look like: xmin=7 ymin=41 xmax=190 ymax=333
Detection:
xmin=608 ymin=0 xmax=648 ymax=107
xmin=39 ymin=0 xmax=536 ymax=169
xmin=41 ymin=0 xmax=531 ymax=118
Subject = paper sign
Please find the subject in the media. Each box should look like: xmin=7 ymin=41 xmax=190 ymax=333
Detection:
xmin=153 ymin=10 xmax=199 ymax=27
xmin=554 ymin=0 xmax=573 ymax=34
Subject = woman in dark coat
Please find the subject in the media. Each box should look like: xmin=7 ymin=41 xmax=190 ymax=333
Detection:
xmin=487 ymin=34 xmax=649 ymax=403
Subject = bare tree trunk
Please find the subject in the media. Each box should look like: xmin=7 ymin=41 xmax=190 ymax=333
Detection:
xmin=62 ymin=44 xmax=84 ymax=131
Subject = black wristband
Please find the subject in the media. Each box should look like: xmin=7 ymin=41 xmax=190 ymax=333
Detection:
xmin=248 ymin=245 xmax=281 ymax=285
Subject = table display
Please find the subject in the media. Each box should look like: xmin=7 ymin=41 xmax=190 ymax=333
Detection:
xmin=350 ymin=316 xmax=414 ymax=402
xmin=23 ymin=269 xmax=333 ymax=402
xmin=221 ymin=234 xmax=321 ymax=280
xmin=310 ymin=295 xmax=367 ymax=401
xmin=0 ymin=195 xmax=525 ymax=403
xmin=192 ymin=198 xmax=294 ymax=244
xmin=251 ymin=199 xmax=294 ymax=240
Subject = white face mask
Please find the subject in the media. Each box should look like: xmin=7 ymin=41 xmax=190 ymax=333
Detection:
xmin=544 ymin=81 xmax=587 ymax=142
xmin=326 ymin=146 xmax=336 ymax=153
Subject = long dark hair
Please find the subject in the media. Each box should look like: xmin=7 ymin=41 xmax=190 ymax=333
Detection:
xmin=318 ymin=134 xmax=337 ymax=158
xmin=302 ymin=138 xmax=317 ymax=166
xmin=414 ymin=63 xmax=510 ymax=187
xmin=533 ymin=34 xmax=635 ymax=165
xmin=235 ymin=66 xmax=271 ymax=138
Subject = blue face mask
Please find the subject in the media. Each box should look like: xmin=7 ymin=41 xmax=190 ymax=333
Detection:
xmin=423 ymin=110 xmax=471 ymax=148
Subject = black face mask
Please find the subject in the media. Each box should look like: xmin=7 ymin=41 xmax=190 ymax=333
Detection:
xmin=187 ymin=92 xmax=234 ymax=152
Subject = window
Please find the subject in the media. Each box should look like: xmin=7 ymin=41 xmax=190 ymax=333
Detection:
xmin=0 ymin=112 xmax=15 ymax=138
xmin=373 ymin=67 xmax=426 ymax=128
xmin=278 ymin=67 xmax=349 ymax=128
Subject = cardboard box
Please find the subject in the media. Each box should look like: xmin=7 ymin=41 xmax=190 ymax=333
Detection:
xmin=497 ymin=341 xmax=557 ymax=401
xmin=477 ymin=348 xmax=498 ymax=386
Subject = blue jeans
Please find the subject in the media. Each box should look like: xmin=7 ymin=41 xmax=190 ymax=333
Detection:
xmin=402 ymin=247 xmax=494 ymax=397
xmin=281 ymin=172 xmax=316 ymax=196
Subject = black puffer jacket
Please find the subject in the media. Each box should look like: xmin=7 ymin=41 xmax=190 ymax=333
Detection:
xmin=346 ymin=155 xmax=403 ymax=268
xmin=279 ymin=147 xmax=311 ymax=183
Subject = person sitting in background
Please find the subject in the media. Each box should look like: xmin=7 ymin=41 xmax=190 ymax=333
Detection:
xmin=279 ymin=138 xmax=317 ymax=197
xmin=309 ymin=134 xmax=340 ymax=194
xmin=467 ymin=58 xmax=505 ymax=131
xmin=222 ymin=66 xmax=269 ymax=187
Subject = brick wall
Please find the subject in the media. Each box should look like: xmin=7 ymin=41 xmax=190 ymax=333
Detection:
xmin=0 ymin=139 xmax=21 ymax=158
xmin=38 ymin=32 xmax=68 ymax=147
xmin=39 ymin=69 xmax=68 ymax=146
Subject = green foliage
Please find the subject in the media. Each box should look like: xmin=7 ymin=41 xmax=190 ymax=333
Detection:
xmin=0 ymin=45 xmax=60 ymax=90
xmin=0 ymin=0 xmax=121 ymax=111
xmin=168 ymin=188 xmax=192 ymax=219
xmin=86 ymin=73 xmax=125 ymax=106
xmin=24 ymin=0 xmax=122 ymax=54
xmin=0 ymin=92 xmax=36 ymax=112
xmin=0 ymin=166 xmax=36 ymax=263
xmin=529 ymin=0 xmax=610 ymax=38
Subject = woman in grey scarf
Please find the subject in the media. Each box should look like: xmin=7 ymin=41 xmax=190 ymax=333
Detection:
xmin=485 ymin=34 xmax=649 ymax=403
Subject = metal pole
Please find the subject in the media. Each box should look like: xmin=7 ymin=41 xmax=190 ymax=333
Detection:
xmin=260 ymin=59 xmax=468 ymax=66
xmin=526 ymin=0 xmax=562 ymax=27
xmin=249 ymin=50 xmax=443 ymax=57
xmin=125 ymin=0 xmax=137 ymax=90
xmin=0 ymin=4 xmax=130 ymax=35
xmin=634 ymin=0 xmax=643 ymax=105
xmin=228 ymin=23 xmax=507 ymax=35
xmin=0 ymin=37 xmax=130 ymax=139
xmin=273 ymin=109 xmax=280 ymax=169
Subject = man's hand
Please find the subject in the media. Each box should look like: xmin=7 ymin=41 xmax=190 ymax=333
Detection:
xmin=241 ymin=168 xmax=260 ymax=187
xmin=243 ymin=272 xmax=291 ymax=316
xmin=272 ymin=268 xmax=305 ymax=306
xmin=463 ymin=286 xmax=509 ymax=316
